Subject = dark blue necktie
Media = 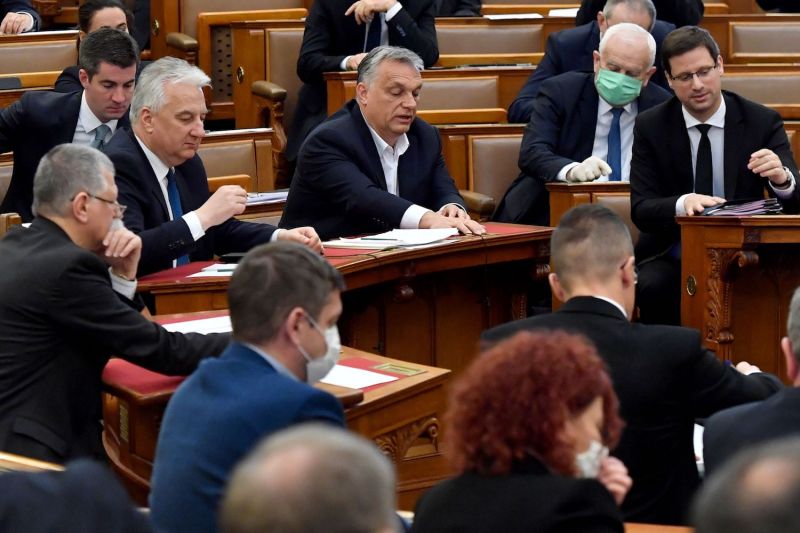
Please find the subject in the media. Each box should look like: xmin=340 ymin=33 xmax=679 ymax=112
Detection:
xmin=695 ymin=124 xmax=713 ymax=196
xmin=365 ymin=15 xmax=382 ymax=52
xmin=166 ymin=169 xmax=189 ymax=266
xmin=608 ymin=107 xmax=623 ymax=182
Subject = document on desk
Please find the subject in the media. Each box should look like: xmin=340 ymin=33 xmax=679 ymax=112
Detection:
xmin=162 ymin=316 xmax=233 ymax=334
xmin=321 ymin=364 xmax=398 ymax=389
xmin=324 ymin=228 xmax=459 ymax=249
xmin=246 ymin=190 xmax=289 ymax=205
xmin=484 ymin=12 xmax=542 ymax=19
xmin=187 ymin=264 xmax=237 ymax=278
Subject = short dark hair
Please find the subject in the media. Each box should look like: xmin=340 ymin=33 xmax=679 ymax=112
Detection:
xmin=228 ymin=242 xmax=345 ymax=345
xmin=78 ymin=27 xmax=139 ymax=79
xmin=661 ymin=26 xmax=720 ymax=76
xmin=551 ymin=204 xmax=633 ymax=292
xmin=78 ymin=0 xmax=133 ymax=34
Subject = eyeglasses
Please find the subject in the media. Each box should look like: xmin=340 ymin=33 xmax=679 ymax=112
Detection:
xmin=669 ymin=65 xmax=717 ymax=84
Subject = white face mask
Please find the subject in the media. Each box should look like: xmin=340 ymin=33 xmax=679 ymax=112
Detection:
xmin=297 ymin=313 xmax=341 ymax=384
xmin=574 ymin=440 xmax=609 ymax=478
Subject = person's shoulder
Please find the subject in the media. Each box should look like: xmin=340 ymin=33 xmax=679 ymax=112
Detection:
xmin=18 ymin=89 xmax=79 ymax=115
xmin=707 ymin=399 xmax=762 ymax=434
xmin=636 ymin=95 xmax=680 ymax=123
xmin=628 ymin=322 xmax=703 ymax=357
xmin=551 ymin=20 xmax=594 ymax=45
xmin=651 ymin=19 xmax=677 ymax=41
xmin=103 ymin=128 xmax=138 ymax=159
xmin=542 ymin=70 xmax=593 ymax=92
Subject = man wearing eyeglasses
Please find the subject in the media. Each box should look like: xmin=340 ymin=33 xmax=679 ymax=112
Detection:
xmin=630 ymin=26 xmax=800 ymax=326
xmin=0 ymin=144 xmax=230 ymax=464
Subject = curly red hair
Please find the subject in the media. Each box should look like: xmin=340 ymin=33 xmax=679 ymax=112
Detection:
xmin=446 ymin=330 xmax=623 ymax=477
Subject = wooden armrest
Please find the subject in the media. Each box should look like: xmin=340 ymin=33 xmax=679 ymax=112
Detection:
xmin=207 ymin=174 xmax=252 ymax=193
xmin=459 ymin=190 xmax=495 ymax=220
xmin=252 ymin=81 xmax=287 ymax=102
xmin=166 ymin=32 xmax=198 ymax=51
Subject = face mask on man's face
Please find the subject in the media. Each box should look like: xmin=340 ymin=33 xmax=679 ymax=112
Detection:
xmin=595 ymin=68 xmax=643 ymax=107
xmin=296 ymin=313 xmax=341 ymax=384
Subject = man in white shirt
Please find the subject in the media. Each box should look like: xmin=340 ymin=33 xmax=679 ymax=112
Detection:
xmin=281 ymin=46 xmax=484 ymax=240
xmin=630 ymin=26 xmax=800 ymax=325
xmin=0 ymin=28 xmax=138 ymax=221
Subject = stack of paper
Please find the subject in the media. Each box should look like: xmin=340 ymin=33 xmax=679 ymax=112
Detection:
xmin=187 ymin=263 xmax=237 ymax=278
xmin=246 ymin=190 xmax=289 ymax=206
xmin=162 ymin=316 xmax=233 ymax=334
xmin=484 ymin=13 xmax=542 ymax=20
xmin=701 ymin=198 xmax=782 ymax=216
xmin=320 ymin=365 xmax=398 ymax=389
xmin=324 ymin=228 xmax=459 ymax=249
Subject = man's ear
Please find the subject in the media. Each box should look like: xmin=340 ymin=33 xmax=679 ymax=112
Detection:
xmin=355 ymin=82 xmax=368 ymax=105
xmin=71 ymin=192 xmax=91 ymax=223
xmin=548 ymin=272 xmax=566 ymax=303
xmin=139 ymin=107 xmax=154 ymax=133
xmin=284 ymin=307 xmax=306 ymax=345
xmin=782 ymin=336 xmax=798 ymax=382
xmin=641 ymin=65 xmax=656 ymax=87
xmin=79 ymin=68 xmax=91 ymax=90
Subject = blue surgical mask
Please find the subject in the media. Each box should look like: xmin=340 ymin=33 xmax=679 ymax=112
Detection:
xmin=595 ymin=68 xmax=643 ymax=107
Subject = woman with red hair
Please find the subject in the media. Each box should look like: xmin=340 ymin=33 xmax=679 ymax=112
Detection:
xmin=411 ymin=330 xmax=631 ymax=532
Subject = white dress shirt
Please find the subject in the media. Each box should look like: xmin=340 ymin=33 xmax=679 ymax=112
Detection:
xmin=72 ymin=92 xmax=118 ymax=146
xmin=340 ymin=2 xmax=404 ymax=70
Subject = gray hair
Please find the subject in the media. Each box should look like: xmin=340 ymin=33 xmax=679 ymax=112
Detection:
xmin=357 ymin=45 xmax=424 ymax=86
xmin=32 ymin=144 xmax=114 ymax=217
xmin=129 ymin=57 xmax=210 ymax=123
xmin=693 ymin=437 xmax=800 ymax=533
xmin=599 ymin=21 xmax=657 ymax=68
xmin=219 ymin=424 xmax=397 ymax=533
xmin=787 ymin=288 xmax=800 ymax=363
xmin=603 ymin=0 xmax=657 ymax=31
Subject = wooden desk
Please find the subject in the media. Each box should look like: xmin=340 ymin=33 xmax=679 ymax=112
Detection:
xmin=625 ymin=524 xmax=693 ymax=533
xmin=102 ymin=344 xmax=451 ymax=509
xmin=137 ymin=223 xmax=551 ymax=372
xmin=679 ymin=215 xmax=800 ymax=380
xmin=546 ymin=182 xmax=632 ymax=227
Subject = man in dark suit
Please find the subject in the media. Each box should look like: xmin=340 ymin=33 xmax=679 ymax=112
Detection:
xmin=281 ymin=46 xmax=484 ymax=240
xmin=495 ymin=23 xmax=670 ymax=226
xmin=149 ymin=242 xmax=347 ymax=533
xmin=508 ymin=0 xmax=674 ymax=124
xmin=0 ymin=28 xmax=137 ymax=221
xmin=435 ymin=0 xmax=480 ymax=16
xmin=482 ymin=204 xmax=782 ymax=525
xmin=0 ymin=144 xmax=229 ymax=463
xmin=106 ymin=57 xmax=321 ymax=276
xmin=287 ymin=0 xmax=439 ymax=164
xmin=630 ymin=26 xmax=800 ymax=325
xmin=576 ymin=0 xmax=702 ymax=28
xmin=703 ymin=287 xmax=800 ymax=476
xmin=756 ymin=0 xmax=796 ymax=12
xmin=0 ymin=0 xmax=40 ymax=33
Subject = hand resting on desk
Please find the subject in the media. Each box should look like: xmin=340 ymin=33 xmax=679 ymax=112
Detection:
xmin=421 ymin=205 xmax=486 ymax=235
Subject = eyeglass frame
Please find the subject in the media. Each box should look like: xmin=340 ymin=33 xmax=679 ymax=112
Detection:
xmin=668 ymin=64 xmax=718 ymax=84
xmin=71 ymin=191 xmax=127 ymax=217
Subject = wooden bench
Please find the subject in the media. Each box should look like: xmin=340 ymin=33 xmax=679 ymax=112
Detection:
xmin=700 ymin=14 xmax=800 ymax=64
xmin=722 ymin=72 xmax=800 ymax=120
xmin=31 ymin=0 xmax=79 ymax=29
xmin=436 ymin=23 xmax=544 ymax=67
xmin=438 ymin=123 xmax=526 ymax=190
xmin=727 ymin=21 xmax=800 ymax=63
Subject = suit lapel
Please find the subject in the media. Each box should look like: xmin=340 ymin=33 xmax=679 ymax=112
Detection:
xmin=666 ymin=99 xmax=695 ymax=194
xmin=58 ymin=92 xmax=84 ymax=144
xmin=127 ymin=131 xmax=170 ymax=220
xmin=351 ymin=103 xmax=388 ymax=190
xmin=722 ymin=93 xmax=743 ymax=199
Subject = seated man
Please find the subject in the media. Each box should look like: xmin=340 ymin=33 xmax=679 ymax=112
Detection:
xmin=0 ymin=144 xmax=229 ymax=463
xmin=435 ymin=0 xmax=480 ymax=16
xmin=288 ymin=0 xmax=439 ymax=163
xmin=483 ymin=204 xmax=782 ymax=525
xmin=149 ymin=242 xmax=347 ymax=533
xmin=105 ymin=57 xmax=321 ymax=276
xmin=576 ymin=0 xmax=702 ymax=28
xmin=220 ymin=424 xmax=397 ymax=533
xmin=281 ymin=46 xmax=484 ymax=240
xmin=630 ymin=26 xmax=800 ymax=325
xmin=0 ymin=0 xmax=40 ymax=34
xmin=703 ymin=287 xmax=800 ymax=476
xmin=693 ymin=437 xmax=800 ymax=533
xmin=494 ymin=23 xmax=670 ymax=226
xmin=0 ymin=28 xmax=137 ymax=220
xmin=508 ymin=0 xmax=674 ymax=124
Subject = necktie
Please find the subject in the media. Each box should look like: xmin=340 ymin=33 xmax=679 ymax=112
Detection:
xmin=607 ymin=107 xmax=623 ymax=182
xmin=90 ymin=124 xmax=111 ymax=150
xmin=166 ymin=169 xmax=190 ymax=266
xmin=365 ymin=14 xmax=382 ymax=52
xmin=695 ymin=124 xmax=713 ymax=196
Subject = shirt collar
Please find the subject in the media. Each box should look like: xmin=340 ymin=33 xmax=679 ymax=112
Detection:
xmin=598 ymin=97 xmax=635 ymax=116
xmin=591 ymin=295 xmax=628 ymax=319
xmin=363 ymin=112 xmax=410 ymax=158
xmin=134 ymin=132 xmax=171 ymax=182
xmin=243 ymin=343 xmax=300 ymax=382
xmin=682 ymin=95 xmax=726 ymax=130
xmin=79 ymin=91 xmax=119 ymax=135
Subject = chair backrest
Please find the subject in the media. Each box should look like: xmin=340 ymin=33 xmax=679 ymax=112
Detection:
xmin=180 ymin=0 xmax=305 ymax=38
xmin=265 ymin=28 xmax=305 ymax=133
xmin=467 ymin=134 xmax=523 ymax=205
xmin=594 ymin=193 xmax=639 ymax=245
xmin=0 ymin=213 xmax=22 ymax=238
xmin=196 ymin=128 xmax=275 ymax=191
xmin=435 ymin=24 xmax=543 ymax=66
xmin=721 ymin=73 xmax=800 ymax=107
xmin=729 ymin=22 xmax=800 ymax=63
xmin=207 ymin=174 xmax=252 ymax=192
xmin=417 ymin=77 xmax=507 ymax=124
xmin=0 ymin=31 xmax=78 ymax=78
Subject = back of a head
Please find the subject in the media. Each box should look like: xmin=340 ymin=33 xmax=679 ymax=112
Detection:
xmin=693 ymin=437 xmax=800 ymax=533
xmin=227 ymin=242 xmax=345 ymax=345
xmin=603 ymin=0 xmax=656 ymax=28
xmin=220 ymin=424 xmax=396 ymax=533
xmin=78 ymin=27 xmax=139 ymax=78
xmin=550 ymin=204 xmax=633 ymax=292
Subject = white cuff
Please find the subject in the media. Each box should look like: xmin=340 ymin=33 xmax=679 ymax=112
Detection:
xmin=558 ymin=162 xmax=579 ymax=182
xmin=385 ymin=2 xmax=402 ymax=20
xmin=769 ymin=168 xmax=796 ymax=199
xmin=184 ymin=212 xmax=206 ymax=241
xmin=109 ymin=268 xmax=137 ymax=300
xmin=402 ymin=204 xmax=431 ymax=229
xmin=340 ymin=56 xmax=351 ymax=70
xmin=270 ymin=228 xmax=283 ymax=242
xmin=675 ymin=194 xmax=690 ymax=216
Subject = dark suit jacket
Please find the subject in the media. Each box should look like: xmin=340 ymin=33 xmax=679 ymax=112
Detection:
xmin=0 ymin=459 xmax=152 ymax=533
xmin=494 ymin=71 xmax=670 ymax=226
xmin=0 ymin=90 xmax=130 ymax=221
xmin=704 ymin=387 xmax=800 ymax=476
xmin=54 ymin=61 xmax=150 ymax=94
xmin=0 ymin=218 xmax=229 ymax=463
xmin=507 ymin=20 xmax=674 ymax=124
xmin=149 ymin=342 xmax=345 ymax=533
xmin=411 ymin=456 xmax=624 ymax=533
xmin=286 ymin=0 xmax=439 ymax=161
xmin=435 ymin=0 xmax=481 ymax=17
xmin=757 ymin=0 xmax=796 ymax=11
xmin=0 ymin=0 xmax=41 ymax=31
xmin=280 ymin=99 xmax=464 ymax=240
xmin=630 ymin=91 xmax=800 ymax=260
xmin=482 ymin=297 xmax=783 ymax=524
xmin=575 ymin=0 xmax=703 ymax=27
xmin=104 ymin=129 xmax=277 ymax=276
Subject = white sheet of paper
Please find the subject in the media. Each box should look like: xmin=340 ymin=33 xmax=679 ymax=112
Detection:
xmin=201 ymin=263 xmax=237 ymax=272
xmin=484 ymin=13 xmax=542 ymax=19
xmin=694 ymin=423 xmax=705 ymax=477
xmin=320 ymin=364 xmax=398 ymax=389
xmin=324 ymin=228 xmax=459 ymax=249
xmin=162 ymin=316 xmax=232 ymax=334
xmin=548 ymin=7 xmax=578 ymax=16
xmin=187 ymin=270 xmax=235 ymax=278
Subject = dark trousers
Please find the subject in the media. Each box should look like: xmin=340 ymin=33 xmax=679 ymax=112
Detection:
xmin=636 ymin=255 xmax=681 ymax=325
